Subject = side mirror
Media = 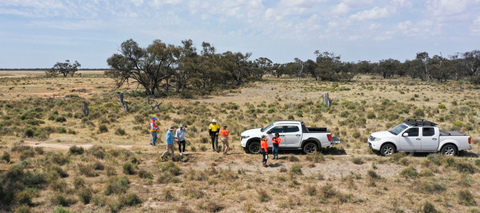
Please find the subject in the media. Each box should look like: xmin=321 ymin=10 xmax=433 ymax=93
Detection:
xmin=402 ymin=133 xmax=409 ymax=137
xmin=267 ymin=131 xmax=272 ymax=134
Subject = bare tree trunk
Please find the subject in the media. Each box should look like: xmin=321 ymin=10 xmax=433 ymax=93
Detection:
xmin=322 ymin=92 xmax=333 ymax=107
xmin=82 ymin=101 xmax=89 ymax=117
xmin=147 ymin=96 xmax=150 ymax=105
xmin=119 ymin=93 xmax=129 ymax=112
xmin=151 ymin=101 xmax=162 ymax=110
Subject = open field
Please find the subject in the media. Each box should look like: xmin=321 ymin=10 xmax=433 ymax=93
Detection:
xmin=1 ymin=72 xmax=480 ymax=212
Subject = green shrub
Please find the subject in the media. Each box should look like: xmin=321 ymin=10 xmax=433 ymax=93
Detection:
xmin=420 ymin=168 xmax=433 ymax=177
xmin=413 ymin=179 xmax=446 ymax=194
xmin=400 ymin=167 xmax=418 ymax=179
xmin=78 ymin=163 xmax=98 ymax=177
xmin=78 ymin=188 xmax=92 ymax=204
xmin=73 ymin=177 xmax=85 ymax=190
xmin=290 ymin=164 xmax=302 ymax=175
xmin=34 ymin=147 xmax=44 ymax=155
xmin=55 ymin=117 xmax=67 ymax=123
xmin=14 ymin=205 xmax=30 ymax=213
xmin=50 ymin=180 xmax=68 ymax=192
xmin=257 ymin=189 xmax=270 ymax=202
xmin=438 ymin=104 xmax=446 ymax=109
xmin=122 ymin=162 xmax=135 ymax=175
xmin=351 ymin=157 xmax=364 ymax=165
xmin=105 ymin=176 xmax=129 ymax=195
xmin=306 ymin=152 xmax=325 ymax=163
xmin=87 ymin=145 xmax=105 ymax=159
xmin=367 ymin=170 xmax=380 ymax=179
xmin=52 ymin=194 xmax=77 ymax=206
xmin=98 ymin=125 xmax=109 ymax=133
xmin=69 ymin=146 xmax=84 ymax=155
xmin=161 ymin=162 xmax=181 ymax=176
xmin=458 ymin=190 xmax=476 ymax=206
xmin=15 ymin=189 xmax=33 ymax=205
xmin=413 ymin=109 xmax=425 ymax=117
xmin=456 ymin=161 xmax=476 ymax=174
xmin=106 ymin=166 xmax=116 ymax=177
xmin=115 ymin=128 xmax=126 ymax=136
xmin=2 ymin=151 xmax=10 ymax=163
xmin=120 ymin=192 xmax=141 ymax=206
xmin=52 ymin=206 xmax=70 ymax=213
xmin=288 ymin=155 xmax=299 ymax=162
xmin=138 ymin=169 xmax=153 ymax=179
xmin=366 ymin=111 xmax=376 ymax=119
xmin=421 ymin=201 xmax=437 ymax=213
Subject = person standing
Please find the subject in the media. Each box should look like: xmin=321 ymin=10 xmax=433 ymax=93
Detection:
xmin=176 ymin=124 xmax=188 ymax=155
xmin=272 ymin=133 xmax=281 ymax=159
xmin=219 ymin=125 xmax=230 ymax=155
xmin=260 ymin=135 xmax=269 ymax=167
xmin=150 ymin=117 xmax=158 ymax=146
xmin=209 ymin=119 xmax=220 ymax=152
xmin=161 ymin=126 xmax=176 ymax=161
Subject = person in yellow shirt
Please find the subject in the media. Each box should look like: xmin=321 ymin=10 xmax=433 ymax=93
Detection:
xmin=209 ymin=119 xmax=220 ymax=152
xmin=219 ymin=125 xmax=230 ymax=155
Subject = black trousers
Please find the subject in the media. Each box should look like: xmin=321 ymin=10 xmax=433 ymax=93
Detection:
xmin=177 ymin=140 xmax=186 ymax=152
xmin=211 ymin=134 xmax=218 ymax=150
xmin=261 ymin=148 xmax=268 ymax=164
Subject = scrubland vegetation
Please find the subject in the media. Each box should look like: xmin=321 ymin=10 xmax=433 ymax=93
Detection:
xmin=0 ymin=72 xmax=479 ymax=212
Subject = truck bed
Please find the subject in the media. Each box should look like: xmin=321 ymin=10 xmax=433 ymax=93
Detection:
xmin=306 ymin=127 xmax=328 ymax=132
xmin=440 ymin=130 xmax=467 ymax=136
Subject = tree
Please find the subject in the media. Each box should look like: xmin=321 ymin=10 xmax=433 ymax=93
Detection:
xmin=47 ymin=60 xmax=81 ymax=77
xmin=294 ymin=58 xmax=304 ymax=81
xmin=462 ymin=50 xmax=480 ymax=76
xmin=254 ymin=57 xmax=273 ymax=79
xmin=106 ymin=39 xmax=176 ymax=96
xmin=304 ymin=59 xmax=318 ymax=80
xmin=376 ymin=59 xmax=400 ymax=79
xmin=416 ymin=52 xmax=431 ymax=81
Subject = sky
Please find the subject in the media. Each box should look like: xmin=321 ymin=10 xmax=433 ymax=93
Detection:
xmin=1 ymin=0 xmax=480 ymax=68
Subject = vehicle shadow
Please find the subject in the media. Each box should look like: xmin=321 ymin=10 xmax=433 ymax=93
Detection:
xmin=272 ymin=147 xmax=347 ymax=156
xmin=398 ymin=151 xmax=478 ymax=158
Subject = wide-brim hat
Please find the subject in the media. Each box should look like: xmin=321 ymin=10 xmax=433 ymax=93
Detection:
xmin=169 ymin=126 xmax=175 ymax=130
xmin=152 ymin=117 xmax=156 ymax=120
xmin=179 ymin=124 xmax=184 ymax=127
xmin=212 ymin=119 xmax=217 ymax=123
xmin=261 ymin=135 xmax=267 ymax=140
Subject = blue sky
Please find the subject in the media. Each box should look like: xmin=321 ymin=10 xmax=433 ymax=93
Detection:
xmin=1 ymin=0 xmax=480 ymax=68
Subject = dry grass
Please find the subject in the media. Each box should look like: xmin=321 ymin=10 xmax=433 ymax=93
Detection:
xmin=0 ymin=73 xmax=479 ymax=212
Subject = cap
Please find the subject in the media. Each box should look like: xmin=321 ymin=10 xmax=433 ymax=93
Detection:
xmin=152 ymin=117 xmax=156 ymax=120
xmin=223 ymin=125 xmax=227 ymax=128
xmin=212 ymin=119 xmax=217 ymax=123
xmin=169 ymin=126 xmax=175 ymax=130
xmin=179 ymin=124 xmax=184 ymax=127
xmin=261 ymin=135 xmax=267 ymax=140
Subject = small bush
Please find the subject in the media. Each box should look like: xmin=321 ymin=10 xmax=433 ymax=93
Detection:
xmin=458 ymin=190 xmax=476 ymax=206
xmin=78 ymin=163 xmax=98 ymax=177
xmin=421 ymin=201 xmax=437 ymax=213
xmin=120 ymin=192 xmax=141 ymax=206
xmin=288 ymin=155 xmax=299 ymax=162
xmin=115 ymin=128 xmax=126 ymax=136
xmin=420 ymin=168 xmax=433 ymax=177
xmin=351 ymin=157 xmax=364 ymax=165
xmin=73 ymin=177 xmax=85 ymax=190
xmin=50 ymin=180 xmax=68 ymax=192
xmin=106 ymin=166 xmax=116 ymax=177
xmin=69 ymin=146 xmax=84 ymax=155
xmin=94 ymin=161 xmax=104 ymax=170
xmin=52 ymin=206 xmax=70 ymax=213
xmin=138 ymin=169 xmax=153 ymax=179
xmin=34 ymin=147 xmax=44 ymax=155
xmin=105 ymin=176 xmax=129 ymax=195
xmin=2 ymin=151 xmax=10 ymax=163
xmin=55 ymin=117 xmax=67 ymax=123
xmin=78 ymin=188 xmax=93 ymax=204
xmin=87 ymin=145 xmax=105 ymax=159
xmin=366 ymin=111 xmax=376 ymax=119
xmin=400 ymin=167 xmax=418 ymax=179
xmin=200 ymin=145 xmax=207 ymax=151
xmin=162 ymin=187 xmax=175 ymax=200
xmin=306 ymin=152 xmax=325 ymax=163
xmin=257 ymin=189 xmax=270 ymax=202
xmin=290 ymin=164 xmax=302 ymax=175
xmin=14 ymin=205 xmax=30 ymax=213
xmin=161 ymin=162 xmax=181 ymax=176
xmin=367 ymin=170 xmax=381 ymax=179
xmin=98 ymin=125 xmax=109 ymax=133
xmin=456 ymin=161 xmax=476 ymax=174
xmin=122 ymin=162 xmax=135 ymax=175
xmin=413 ymin=179 xmax=446 ymax=194
xmin=15 ymin=190 xmax=33 ymax=205
xmin=438 ymin=104 xmax=446 ymax=109
xmin=52 ymin=194 xmax=77 ymax=206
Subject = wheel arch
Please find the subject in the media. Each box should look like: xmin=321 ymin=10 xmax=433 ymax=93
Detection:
xmin=380 ymin=142 xmax=397 ymax=151
xmin=246 ymin=137 xmax=261 ymax=147
xmin=440 ymin=143 xmax=458 ymax=152
xmin=301 ymin=138 xmax=321 ymax=149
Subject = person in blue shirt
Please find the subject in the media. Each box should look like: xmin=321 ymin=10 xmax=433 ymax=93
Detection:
xmin=161 ymin=126 xmax=176 ymax=160
xmin=176 ymin=124 xmax=188 ymax=155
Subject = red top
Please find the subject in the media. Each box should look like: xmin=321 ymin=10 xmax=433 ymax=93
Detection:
xmin=220 ymin=129 xmax=229 ymax=137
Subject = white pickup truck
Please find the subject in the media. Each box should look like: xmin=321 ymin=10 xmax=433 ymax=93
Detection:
xmin=368 ymin=120 xmax=472 ymax=156
xmin=240 ymin=120 xmax=340 ymax=154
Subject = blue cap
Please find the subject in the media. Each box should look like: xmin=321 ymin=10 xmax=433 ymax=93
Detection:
xmin=152 ymin=117 xmax=156 ymax=120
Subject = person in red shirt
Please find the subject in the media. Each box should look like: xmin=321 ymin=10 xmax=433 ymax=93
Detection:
xmin=219 ymin=125 xmax=230 ymax=155
xmin=260 ymin=135 xmax=269 ymax=167
xmin=272 ymin=133 xmax=281 ymax=159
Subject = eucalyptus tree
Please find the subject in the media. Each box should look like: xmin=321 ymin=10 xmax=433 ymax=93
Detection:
xmin=47 ymin=60 xmax=81 ymax=77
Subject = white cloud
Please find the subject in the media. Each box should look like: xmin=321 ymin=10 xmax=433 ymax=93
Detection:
xmin=471 ymin=16 xmax=480 ymax=35
xmin=350 ymin=7 xmax=390 ymax=21
xmin=130 ymin=0 xmax=144 ymax=7
xmin=343 ymin=0 xmax=374 ymax=8
xmin=331 ymin=2 xmax=349 ymax=15
xmin=396 ymin=20 xmax=442 ymax=38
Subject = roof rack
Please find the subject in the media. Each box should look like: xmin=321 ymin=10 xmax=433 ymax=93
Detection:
xmin=403 ymin=119 xmax=437 ymax=127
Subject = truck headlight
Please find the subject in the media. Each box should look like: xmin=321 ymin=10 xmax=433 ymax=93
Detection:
xmin=374 ymin=137 xmax=381 ymax=141
xmin=241 ymin=136 xmax=250 ymax=139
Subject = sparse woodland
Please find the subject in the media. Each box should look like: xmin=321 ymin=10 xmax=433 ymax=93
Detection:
xmin=0 ymin=71 xmax=479 ymax=212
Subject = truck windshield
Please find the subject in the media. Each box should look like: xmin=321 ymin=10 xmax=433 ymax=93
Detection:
xmin=389 ymin=124 xmax=408 ymax=135
xmin=261 ymin=123 xmax=274 ymax=132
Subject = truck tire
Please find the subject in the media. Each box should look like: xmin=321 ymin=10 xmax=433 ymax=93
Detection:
xmin=247 ymin=141 xmax=260 ymax=154
xmin=380 ymin=143 xmax=395 ymax=156
xmin=441 ymin=144 xmax=457 ymax=156
xmin=303 ymin=142 xmax=318 ymax=154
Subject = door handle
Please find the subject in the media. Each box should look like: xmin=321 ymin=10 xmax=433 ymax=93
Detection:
xmin=296 ymin=134 xmax=301 ymax=137
xmin=416 ymin=138 xmax=421 ymax=140
xmin=432 ymin=138 xmax=437 ymax=140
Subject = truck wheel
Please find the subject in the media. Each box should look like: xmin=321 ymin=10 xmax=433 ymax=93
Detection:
xmin=441 ymin=144 xmax=457 ymax=156
xmin=380 ymin=144 xmax=395 ymax=156
xmin=303 ymin=142 xmax=317 ymax=154
xmin=248 ymin=141 xmax=260 ymax=154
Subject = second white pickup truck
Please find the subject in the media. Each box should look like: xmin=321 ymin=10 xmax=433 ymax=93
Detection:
xmin=240 ymin=120 xmax=340 ymax=154
xmin=368 ymin=120 xmax=472 ymax=156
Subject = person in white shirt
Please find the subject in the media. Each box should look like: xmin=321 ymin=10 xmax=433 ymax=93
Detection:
xmin=175 ymin=124 xmax=188 ymax=155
